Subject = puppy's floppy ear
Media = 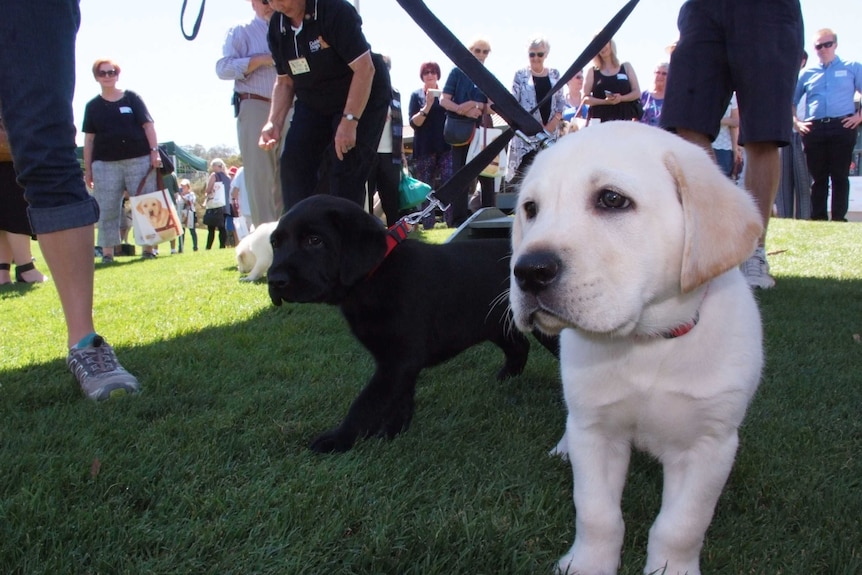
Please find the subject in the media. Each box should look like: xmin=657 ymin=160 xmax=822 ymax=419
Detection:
xmin=135 ymin=203 xmax=146 ymax=215
xmin=663 ymin=144 xmax=763 ymax=293
xmin=334 ymin=205 xmax=388 ymax=287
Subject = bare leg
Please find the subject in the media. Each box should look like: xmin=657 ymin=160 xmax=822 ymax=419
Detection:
xmin=741 ymin=142 xmax=780 ymax=248
xmin=7 ymin=232 xmax=47 ymax=282
xmin=0 ymin=232 xmax=11 ymax=284
xmin=675 ymin=128 xmax=717 ymax=161
xmin=37 ymin=225 xmax=95 ymax=348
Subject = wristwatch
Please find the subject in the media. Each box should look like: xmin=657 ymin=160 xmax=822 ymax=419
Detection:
xmin=150 ymin=147 xmax=159 ymax=151
xmin=342 ymin=113 xmax=359 ymax=122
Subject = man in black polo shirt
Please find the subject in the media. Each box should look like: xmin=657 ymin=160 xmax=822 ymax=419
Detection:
xmin=261 ymin=0 xmax=390 ymax=211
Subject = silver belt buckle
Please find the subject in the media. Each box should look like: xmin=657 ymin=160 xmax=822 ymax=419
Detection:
xmin=822 ymin=117 xmax=832 ymax=123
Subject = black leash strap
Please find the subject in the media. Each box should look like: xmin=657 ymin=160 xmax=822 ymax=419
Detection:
xmin=396 ymin=0 xmax=641 ymax=206
xmin=181 ymin=0 xmax=206 ymax=41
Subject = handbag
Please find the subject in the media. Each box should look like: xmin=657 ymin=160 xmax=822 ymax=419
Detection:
xmin=203 ymin=208 xmax=225 ymax=227
xmin=443 ymin=115 xmax=477 ymax=147
xmin=157 ymin=146 xmax=174 ymax=175
xmin=205 ymin=179 xmax=226 ymax=209
xmin=398 ymin=169 xmax=432 ymax=210
xmin=466 ymin=126 xmax=508 ymax=178
xmin=130 ymin=168 xmax=183 ymax=246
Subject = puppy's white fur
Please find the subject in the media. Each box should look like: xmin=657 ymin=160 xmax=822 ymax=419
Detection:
xmin=236 ymin=222 xmax=277 ymax=282
xmin=509 ymin=122 xmax=763 ymax=575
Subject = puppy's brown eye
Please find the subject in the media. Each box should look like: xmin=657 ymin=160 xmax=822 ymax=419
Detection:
xmin=302 ymin=235 xmax=322 ymax=248
xmin=597 ymin=189 xmax=631 ymax=210
xmin=522 ymin=200 xmax=538 ymax=220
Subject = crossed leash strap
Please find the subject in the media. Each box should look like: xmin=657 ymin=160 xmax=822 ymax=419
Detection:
xmin=395 ymin=0 xmax=641 ymax=209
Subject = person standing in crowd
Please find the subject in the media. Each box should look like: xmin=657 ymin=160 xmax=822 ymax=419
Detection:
xmin=777 ymin=51 xmax=812 ymax=219
xmin=366 ymin=55 xmax=404 ymax=226
xmin=639 ymin=62 xmax=668 ymax=127
xmin=82 ymin=58 xmax=161 ymax=262
xmin=562 ymin=69 xmax=588 ymax=123
xmin=661 ymin=0 xmax=804 ymax=289
xmin=0 ymin=2 xmax=140 ymax=400
xmin=176 ymin=178 xmax=198 ymax=252
xmin=712 ymin=94 xmax=740 ymax=178
xmin=0 ymin=115 xmax=48 ymax=285
xmin=260 ymin=0 xmax=391 ymax=212
xmin=438 ymin=36 xmax=493 ymax=227
xmin=408 ymin=61 xmax=453 ymax=230
xmin=583 ymin=39 xmax=642 ymax=124
xmin=793 ymin=28 xmax=862 ymax=222
xmin=204 ymin=159 xmax=232 ymax=250
xmin=507 ymin=36 xmax=567 ymax=187
xmin=216 ymin=0 xmax=283 ymax=227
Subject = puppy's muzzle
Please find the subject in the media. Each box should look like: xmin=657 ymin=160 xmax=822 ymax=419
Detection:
xmin=513 ymin=251 xmax=562 ymax=295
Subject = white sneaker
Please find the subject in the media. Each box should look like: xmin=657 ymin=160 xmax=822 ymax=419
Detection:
xmin=741 ymin=247 xmax=775 ymax=289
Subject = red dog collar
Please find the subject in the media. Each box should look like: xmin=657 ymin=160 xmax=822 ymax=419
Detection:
xmin=367 ymin=219 xmax=412 ymax=278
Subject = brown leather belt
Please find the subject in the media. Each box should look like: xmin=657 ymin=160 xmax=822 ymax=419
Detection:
xmin=237 ymin=93 xmax=271 ymax=103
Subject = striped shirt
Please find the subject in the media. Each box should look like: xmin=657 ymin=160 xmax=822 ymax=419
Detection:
xmin=216 ymin=14 xmax=276 ymax=98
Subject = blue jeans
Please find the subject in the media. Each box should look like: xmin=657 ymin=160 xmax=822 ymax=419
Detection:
xmin=0 ymin=0 xmax=99 ymax=235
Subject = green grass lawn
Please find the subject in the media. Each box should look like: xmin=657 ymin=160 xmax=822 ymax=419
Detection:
xmin=1 ymin=219 xmax=860 ymax=574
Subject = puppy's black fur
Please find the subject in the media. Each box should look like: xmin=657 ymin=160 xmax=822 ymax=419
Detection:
xmin=268 ymin=195 xmax=554 ymax=453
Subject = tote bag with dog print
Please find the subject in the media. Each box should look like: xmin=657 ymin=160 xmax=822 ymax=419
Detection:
xmin=130 ymin=168 xmax=183 ymax=246
xmin=466 ymin=126 xmax=508 ymax=179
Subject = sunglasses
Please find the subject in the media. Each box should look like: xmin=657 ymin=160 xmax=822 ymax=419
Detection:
xmin=814 ymin=40 xmax=835 ymax=50
xmin=97 ymin=69 xmax=117 ymax=78
xmin=529 ymin=52 xmax=546 ymax=58
xmin=655 ymin=71 xmax=668 ymax=75
xmin=261 ymin=0 xmax=269 ymax=4
xmin=472 ymin=48 xmax=491 ymax=55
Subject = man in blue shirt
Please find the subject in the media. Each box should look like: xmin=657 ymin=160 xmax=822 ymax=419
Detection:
xmin=793 ymin=28 xmax=862 ymax=222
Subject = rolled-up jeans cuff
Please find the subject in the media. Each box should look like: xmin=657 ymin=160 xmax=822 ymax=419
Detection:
xmin=28 ymin=196 xmax=100 ymax=235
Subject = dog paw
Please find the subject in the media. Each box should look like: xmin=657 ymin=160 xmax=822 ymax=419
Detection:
xmin=309 ymin=428 xmax=356 ymax=453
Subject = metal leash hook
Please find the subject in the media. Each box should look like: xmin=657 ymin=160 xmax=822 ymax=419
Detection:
xmin=402 ymin=191 xmax=449 ymax=227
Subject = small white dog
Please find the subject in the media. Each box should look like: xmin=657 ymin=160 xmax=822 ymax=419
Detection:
xmin=236 ymin=221 xmax=278 ymax=282
xmin=509 ymin=122 xmax=764 ymax=575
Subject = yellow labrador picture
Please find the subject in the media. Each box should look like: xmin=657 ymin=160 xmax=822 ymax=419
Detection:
xmin=510 ymin=122 xmax=764 ymax=575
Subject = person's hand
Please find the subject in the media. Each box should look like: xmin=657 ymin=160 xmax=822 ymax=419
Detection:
xmin=334 ymin=117 xmax=358 ymax=161
xmin=842 ymin=113 xmax=862 ymax=130
xmin=259 ymin=122 xmax=281 ymax=150
xmin=794 ymin=118 xmax=812 ymax=135
xmin=150 ymin=149 xmax=161 ymax=168
xmin=83 ymin=169 xmax=93 ymax=189
xmin=606 ymin=93 xmax=622 ymax=105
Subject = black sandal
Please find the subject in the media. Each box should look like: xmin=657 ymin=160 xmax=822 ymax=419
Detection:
xmin=15 ymin=261 xmax=38 ymax=283
xmin=0 ymin=263 xmax=10 ymax=285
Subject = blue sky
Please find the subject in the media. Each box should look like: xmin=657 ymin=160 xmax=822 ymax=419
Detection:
xmin=73 ymin=0 xmax=862 ymax=149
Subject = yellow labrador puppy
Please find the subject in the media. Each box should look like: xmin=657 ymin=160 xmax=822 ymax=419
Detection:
xmin=510 ymin=122 xmax=763 ymax=575
xmin=236 ymin=221 xmax=278 ymax=282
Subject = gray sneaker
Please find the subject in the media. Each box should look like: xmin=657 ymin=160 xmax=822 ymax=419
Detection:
xmin=66 ymin=335 xmax=140 ymax=401
xmin=741 ymin=247 xmax=776 ymax=290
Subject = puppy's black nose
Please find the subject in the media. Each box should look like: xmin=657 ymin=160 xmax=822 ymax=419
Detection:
xmin=514 ymin=251 xmax=561 ymax=294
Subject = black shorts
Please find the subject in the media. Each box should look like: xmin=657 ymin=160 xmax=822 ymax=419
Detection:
xmin=660 ymin=0 xmax=803 ymax=147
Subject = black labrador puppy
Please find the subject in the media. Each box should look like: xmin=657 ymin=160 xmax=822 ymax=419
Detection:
xmin=268 ymin=195 xmax=555 ymax=453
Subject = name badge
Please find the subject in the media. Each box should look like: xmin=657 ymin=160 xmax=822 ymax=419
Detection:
xmin=835 ymin=70 xmax=848 ymax=77
xmin=289 ymin=57 xmax=310 ymax=75
xmin=617 ymin=73 xmax=629 ymax=81
xmin=119 ymin=106 xmax=133 ymax=114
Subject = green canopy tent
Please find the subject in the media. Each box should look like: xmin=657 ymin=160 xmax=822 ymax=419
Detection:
xmin=76 ymin=141 xmax=208 ymax=174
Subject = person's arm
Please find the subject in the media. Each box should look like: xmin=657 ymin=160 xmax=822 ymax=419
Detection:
xmin=259 ymin=73 xmax=295 ymax=150
xmin=618 ymin=63 xmax=641 ymax=102
xmin=728 ymin=106 xmax=741 ymax=162
xmin=83 ymin=133 xmax=95 ymax=188
xmin=142 ymin=122 xmax=159 ymax=168
xmin=334 ymin=50 xmax=375 ymax=161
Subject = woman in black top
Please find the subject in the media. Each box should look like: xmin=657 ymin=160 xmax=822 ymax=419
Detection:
xmin=583 ymin=40 xmax=642 ymax=124
xmin=82 ymin=58 xmax=161 ymax=262
xmin=262 ymin=0 xmax=390 ymax=212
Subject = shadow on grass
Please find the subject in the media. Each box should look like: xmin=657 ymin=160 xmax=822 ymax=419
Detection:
xmin=0 ymin=274 xmax=859 ymax=573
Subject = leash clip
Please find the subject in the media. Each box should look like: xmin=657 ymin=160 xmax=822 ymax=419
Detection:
xmin=402 ymin=191 xmax=449 ymax=226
